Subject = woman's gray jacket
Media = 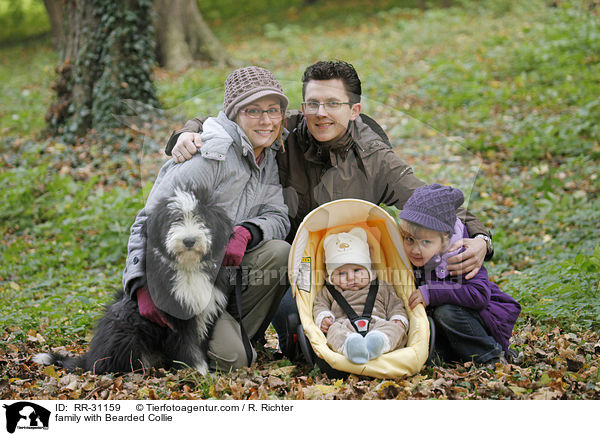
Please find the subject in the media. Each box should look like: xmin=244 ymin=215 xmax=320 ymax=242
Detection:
xmin=122 ymin=111 xmax=290 ymax=297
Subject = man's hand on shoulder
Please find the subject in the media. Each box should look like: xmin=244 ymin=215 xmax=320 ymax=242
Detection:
xmin=172 ymin=132 xmax=202 ymax=163
xmin=446 ymin=237 xmax=487 ymax=280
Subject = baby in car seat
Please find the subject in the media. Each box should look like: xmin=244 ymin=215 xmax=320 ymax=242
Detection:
xmin=313 ymin=227 xmax=409 ymax=364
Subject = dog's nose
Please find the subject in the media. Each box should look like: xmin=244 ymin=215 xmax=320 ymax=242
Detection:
xmin=183 ymin=237 xmax=196 ymax=248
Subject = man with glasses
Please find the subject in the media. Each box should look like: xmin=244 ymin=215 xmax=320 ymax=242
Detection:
xmin=166 ymin=60 xmax=493 ymax=358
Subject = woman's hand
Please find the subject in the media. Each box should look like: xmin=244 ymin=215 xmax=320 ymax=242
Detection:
xmin=136 ymin=287 xmax=174 ymax=330
xmin=408 ymin=290 xmax=427 ymax=310
xmin=223 ymin=226 xmax=252 ymax=267
xmin=172 ymin=132 xmax=202 ymax=163
xmin=445 ymin=237 xmax=487 ymax=280
xmin=320 ymin=317 xmax=333 ymax=334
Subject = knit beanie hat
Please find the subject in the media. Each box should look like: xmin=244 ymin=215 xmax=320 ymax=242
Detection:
xmin=223 ymin=66 xmax=289 ymax=119
xmin=398 ymin=184 xmax=464 ymax=233
xmin=324 ymin=227 xmax=374 ymax=282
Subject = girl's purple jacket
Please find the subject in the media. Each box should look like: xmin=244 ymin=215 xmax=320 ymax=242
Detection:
xmin=415 ymin=221 xmax=521 ymax=353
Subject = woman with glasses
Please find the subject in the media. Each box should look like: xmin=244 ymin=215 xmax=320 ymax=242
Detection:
xmin=123 ymin=66 xmax=291 ymax=371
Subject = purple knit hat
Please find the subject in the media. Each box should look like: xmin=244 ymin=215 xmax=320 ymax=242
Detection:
xmin=399 ymin=184 xmax=464 ymax=233
xmin=223 ymin=66 xmax=289 ymax=119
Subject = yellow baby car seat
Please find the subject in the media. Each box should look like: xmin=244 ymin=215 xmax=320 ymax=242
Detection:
xmin=288 ymin=199 xmax=431 ymax=378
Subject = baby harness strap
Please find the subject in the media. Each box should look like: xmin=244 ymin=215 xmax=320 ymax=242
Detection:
xmin=324 ymin=278 xmax=379 ymax=337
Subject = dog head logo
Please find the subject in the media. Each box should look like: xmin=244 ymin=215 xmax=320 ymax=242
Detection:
xmin=3 ymin=402 xmax=50 ymax=434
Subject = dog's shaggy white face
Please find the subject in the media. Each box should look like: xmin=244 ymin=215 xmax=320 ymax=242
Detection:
xmin=165 ymin=189 xmax=212 ymax=269
xmin=160 ymin=188 xmax=224 ymax=317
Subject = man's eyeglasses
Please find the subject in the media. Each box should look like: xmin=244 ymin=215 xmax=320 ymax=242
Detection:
xmin=240 ymin=107 xmax=283 ymax=119
xmin=301 ymin=101 xmax=352 ymax=114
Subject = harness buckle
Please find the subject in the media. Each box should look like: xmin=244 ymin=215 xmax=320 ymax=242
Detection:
xmin=352 ymin=317 xmax=371 ymax=335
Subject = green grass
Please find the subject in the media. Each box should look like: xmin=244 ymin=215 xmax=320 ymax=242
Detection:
xmin=1 ymin=0 xmax=599 ymax=352
xmin=502 ymin=246 xmax=600 ymax=329
xmin=413 ymin=3 xmax=600 ymax=161
xmin=0 ymin=40 xmax=56 ymax=135
xmin=197 ymin=0 xmax=445 ymax=42
xmin=0 ymin=140 xmax=145 ymax=344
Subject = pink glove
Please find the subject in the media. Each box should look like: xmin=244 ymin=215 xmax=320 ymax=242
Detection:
xmin=136 ymin=287 xmax=174 ymax=330
xmin=223 ymin=226 xmax=252 ymax=267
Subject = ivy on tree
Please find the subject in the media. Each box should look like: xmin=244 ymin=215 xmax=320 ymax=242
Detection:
xmin=46 ymin=0 xmax=159 ymax=142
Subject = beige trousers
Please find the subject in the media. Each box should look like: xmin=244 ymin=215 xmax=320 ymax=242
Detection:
xmin=208 ymin=239 xmax=290 ymax=371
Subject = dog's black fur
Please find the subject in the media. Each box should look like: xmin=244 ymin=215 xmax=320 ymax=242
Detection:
xmin=34 ymin=184 xmax=233 ymax=374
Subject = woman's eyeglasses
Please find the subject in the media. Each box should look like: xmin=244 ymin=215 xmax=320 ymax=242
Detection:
xmin=301 ymin=101 xmax=352 ymax=114
xmin=240 ymin=108 xmax=283 ymax=119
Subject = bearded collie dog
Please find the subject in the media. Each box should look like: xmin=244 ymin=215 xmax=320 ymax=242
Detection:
xmin=33 ymin=184 xmax=232 ymax=374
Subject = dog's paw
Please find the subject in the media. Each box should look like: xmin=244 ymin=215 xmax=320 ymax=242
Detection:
xmin=193 ymin=360 xmax=208 ymax=375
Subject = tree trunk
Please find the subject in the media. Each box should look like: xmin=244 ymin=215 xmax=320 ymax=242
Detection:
xmin=42 ymin=0 xmax=65 ymax=49
xmin=45 ymin=0 xmax=158 ymax=140
xmin=154 ymin=0 xmax=232 ymax=70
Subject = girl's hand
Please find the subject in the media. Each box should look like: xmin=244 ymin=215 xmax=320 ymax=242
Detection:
xmin=172 ymin=132 xmax=202 ymax=163
xmin=445 ymin=237 xmax=486 ymax=280
xmin=320 ymin=317 xmax=333 ymax=334
xmin=408 ymin=290 xmax=426 ymax=310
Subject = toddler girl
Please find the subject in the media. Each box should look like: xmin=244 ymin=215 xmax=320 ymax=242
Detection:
xmin=399 ymin=184 xmax=521 ymax=364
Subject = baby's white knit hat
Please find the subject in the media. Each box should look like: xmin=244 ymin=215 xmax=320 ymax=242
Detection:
xmin=324 ymin=227 xmax=373 ymax=283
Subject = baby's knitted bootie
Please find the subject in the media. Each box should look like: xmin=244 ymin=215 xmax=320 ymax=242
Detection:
xmin=344 ymin=333 xmax=368 ymax=364
xmin=365 ymin=330 xmax=388 ymax=360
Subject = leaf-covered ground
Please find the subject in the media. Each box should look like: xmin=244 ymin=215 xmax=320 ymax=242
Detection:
xmin=1 ymin=0 xmax=599 ymax=400
xmin=2 ymin=324 xmax=599 ymax=400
